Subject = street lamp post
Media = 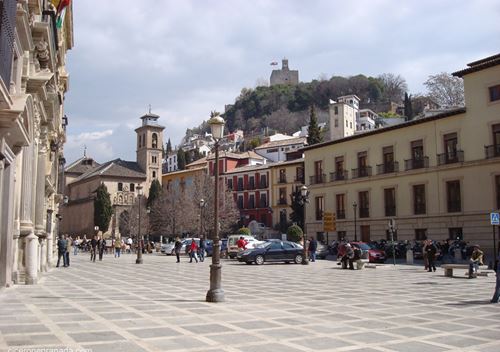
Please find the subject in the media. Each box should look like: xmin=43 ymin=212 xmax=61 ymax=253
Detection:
xmin=136 ymin=185 xmax=143 ymax=264
xmin=206 ymin=113 xmax=225 ymax=303
xmin=300 ymin=185 xmax=310 ymax=265
xmin=353 ymin=201 xmax=358 ymax=242
xmin=199 ymin=198 xmax=205 ymax=238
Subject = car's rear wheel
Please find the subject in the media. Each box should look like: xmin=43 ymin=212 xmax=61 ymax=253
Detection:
xmin=255 ymin=255 xmax=264 ymax=265
xmin=294 ymin=254 xmax=303 ymax=264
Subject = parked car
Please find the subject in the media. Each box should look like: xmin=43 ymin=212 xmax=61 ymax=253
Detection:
xmin=237 ymin=239 xmax=304 ymax=265
xmin=227 ymin=235 xmax=263 ymax=259
xmin=337 ymin=242 xmax=386 ymax=263
xmin=316 ymin=242 xmax=329 ymax=259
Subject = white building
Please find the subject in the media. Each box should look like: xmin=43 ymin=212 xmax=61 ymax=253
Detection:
xmin=254 ymin=137 xmax=307 ymax=162
xmin=329 ymin=95 xmax=359 ymax=140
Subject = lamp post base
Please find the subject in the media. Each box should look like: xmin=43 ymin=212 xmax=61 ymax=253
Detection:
xmin=302 ymin=258 xmax=310 ymax=265
xmin=136 ymin=257 xmax=143 ymax=264
xmin=206 ymin=263 xmax=225 ymax=302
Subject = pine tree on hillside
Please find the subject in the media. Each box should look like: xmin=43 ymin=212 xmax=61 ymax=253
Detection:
xmin=166 ymin=138 xmax=172 ymax=153
xmin=404 ymin=92 xmax=414 ymax=120
xmin=147 ymin=179 xmax=162 ymax=208
xmin=307 ymin=105 xmax=322 ymax=145
xmin=94 ymin=183 xmax=112 ymax=233
xmin=177 ymin=149 xmax=186 ymax=170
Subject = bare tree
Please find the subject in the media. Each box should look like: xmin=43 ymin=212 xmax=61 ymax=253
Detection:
xmin=378 ymin=73 xmax=408 ymax=103
xmin=127 ymin=196 xmax=149 ymax=240
xmin=424 ymin=72 xmax=464 ymax=108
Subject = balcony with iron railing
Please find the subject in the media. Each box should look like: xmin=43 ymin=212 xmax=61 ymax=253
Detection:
xmin=309 ymin=173 xmax=326 ymax=185
xmin=359 ymin=207 xmax=370 ymax=218
xmin=247 ymin=182 xmax=255 ymax=190
xmin=404 ymin=157 xmax=429 ymax=171
xmin=278 ymin=199 xmax=287 ymax=206
xmin=351 ymin=166 xmax=372 ymax=179
xmin=294 ymin=175 xmax=304 ymax=183
xmin=385 ymin=206 xmax=396 ymax=217
xmin=337 ymin=210 xmax=346 ymax=219
xmin=437 ymin=150 xmax=464 ymax=166
xmin=447 ymin=201 xmax=461 ymax=213
xmin=377 ymin=161 xmax=399 ymax=175
xmin=414 ymin=203 xmax=426 ymax=215
xmin=259 ymin=181 xmax=268 ymax=189
xmin=485 ymin=145 xmax=500 ymax=159
xmin=330 ymin=170 xmax=348 ymax=182
xmin=278 ymin=176 xmax=287 ymax=184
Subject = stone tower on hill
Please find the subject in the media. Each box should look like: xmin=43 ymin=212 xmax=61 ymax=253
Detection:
xmin=270 ymin=59 xmax=299 ymax=86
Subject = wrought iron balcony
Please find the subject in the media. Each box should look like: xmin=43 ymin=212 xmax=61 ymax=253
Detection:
xmin=485 ymin=145 xmax=500 ymax=159
xmin=351 ymin=166 xmax=372 ymax=179
xmin=337 ymin=210 xmax=346 ymax=219
xmin=278 ymin=199 xmax=287 ymax=206
xmin=309 ymin=174 xmax=326 ymax=185
xmin=330 ymin=170 xmax=348 ymax=182
xmin=385 ymin=206 xmax=396 ymax=217
xmin=447 ymin=201 xmax=461 ymax=213
xmin=404 ymin=157 xmax=429 ymax=171
xmin=294 ymin=176 xmax=304 ymax=183
xmin=437 ymin=150 xmax=464 ymax=166
xmin=359 ymin=207 xmax=370 ymax=218
xmin=377 ymin=162 xmax=399 ymax=175
xmin=259 ymin=181 xmax=268 ymax=189
xmin=414 ymin=204 xmax=426 ymax=215
xmin=278 ymin=177 xmax=287 ymax=184
xmin=247 ymin=183 xmax=255 ymax=190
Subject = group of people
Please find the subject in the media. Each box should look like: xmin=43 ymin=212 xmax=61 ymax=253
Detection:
xmin=173 ymin=236 xmax=207 ymax=263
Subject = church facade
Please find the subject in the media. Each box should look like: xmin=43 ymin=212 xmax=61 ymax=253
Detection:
xmin=60 ymin=112 xmax=164 ymax=238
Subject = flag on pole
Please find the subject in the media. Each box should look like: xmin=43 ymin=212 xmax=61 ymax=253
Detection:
xmin=50 ymin=0 xmax=70 ymax=15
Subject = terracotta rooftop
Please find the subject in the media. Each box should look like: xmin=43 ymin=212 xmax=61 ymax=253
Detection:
xmin=206 ymin=150 xmax=265 ymax=160
xmin=72 ymin=159 xmax=146 ymax=184
xmin=255 ymin=137 xmax=307 ymax=150
xmin=65 ymin=157 xmax=100 ymax=175
xmin=452 ymin=53 xmax=500 ymax=77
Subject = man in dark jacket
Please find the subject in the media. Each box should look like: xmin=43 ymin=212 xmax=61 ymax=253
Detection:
xmin=426 ymin=240 xmax=437 ymax=272
xmin=198 ymin=237 xmax=206 ymax=262
xmin=491 ymin=259 xmax=499 ymax=303
xmin=56 ymin=234 xmax=67 ymax=267
xmin=308 ymin=237 xmax=318 ymax=262
xmin=90 ymin=235 xmax=97 ymax=262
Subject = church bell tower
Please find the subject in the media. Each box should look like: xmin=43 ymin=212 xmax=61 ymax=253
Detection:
xmin=135 ymin=110 xmax=165 ymax=195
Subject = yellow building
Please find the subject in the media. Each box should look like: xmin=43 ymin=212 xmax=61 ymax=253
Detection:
xmin=302 ymin=54 xmax=500 ymax=257
xmin=269 ymin=159 xmax=304 ymax=231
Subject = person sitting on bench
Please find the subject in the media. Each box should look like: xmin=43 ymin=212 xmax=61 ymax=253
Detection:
xmin=468 ymin=245 xmax=484 ymax=278
xmin=341 ymin=244 xmax=355 ymax=270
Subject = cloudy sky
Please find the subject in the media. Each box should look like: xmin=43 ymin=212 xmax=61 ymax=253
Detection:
xmin=64 ymin=0 xmax=500 ymax=164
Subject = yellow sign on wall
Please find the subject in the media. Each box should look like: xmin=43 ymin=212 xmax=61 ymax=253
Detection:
xmin=323 ymin=212 xmax=336 ymax=232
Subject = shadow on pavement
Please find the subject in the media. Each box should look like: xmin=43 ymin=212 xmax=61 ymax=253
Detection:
xmin=445 ymin=300 xmax=491 ymax=306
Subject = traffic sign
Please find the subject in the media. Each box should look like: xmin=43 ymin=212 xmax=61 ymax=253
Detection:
xmin=491 ymin=212 xmax=500 ymax=225
xmin=323 ymin=212 xmax=336 ymax=232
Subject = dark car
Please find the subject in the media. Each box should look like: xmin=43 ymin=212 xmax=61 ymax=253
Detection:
xmin=237 ymin=239 xmax=304 ymax=265
xmin=316 ymin=242 xmax=329 ymax=259
xmin=205 ymin=239 xmax=228 ymax=257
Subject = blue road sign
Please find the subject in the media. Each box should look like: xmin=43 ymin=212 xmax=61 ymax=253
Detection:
xmin=491 ymin=212 xmax=500 ymax=225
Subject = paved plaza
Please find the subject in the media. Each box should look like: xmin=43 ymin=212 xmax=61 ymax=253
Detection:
xmin=0 ymin=253 xmax=499 ymax=352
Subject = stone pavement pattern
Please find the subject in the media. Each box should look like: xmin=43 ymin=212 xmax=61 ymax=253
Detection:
xmin=0 ymin=253 xmax=499 ymax=352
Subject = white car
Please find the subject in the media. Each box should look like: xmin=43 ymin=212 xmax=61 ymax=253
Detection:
xmin=227 ymin=235 xmax=263 ymax=259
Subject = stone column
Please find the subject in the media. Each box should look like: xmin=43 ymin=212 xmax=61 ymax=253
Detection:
xmin=34 ymin=149 xmax=47 ymax=237
xmin=25 ymin=232 xmax=39 ymax=284
xmin=40 ymin=238 xmax=47 ymax=272
xmin=19 ymin=144 xmax=35 ymax=230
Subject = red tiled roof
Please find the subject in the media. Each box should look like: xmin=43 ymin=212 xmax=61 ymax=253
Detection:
xmin=452 ymin=53 xmax=500 ymax=77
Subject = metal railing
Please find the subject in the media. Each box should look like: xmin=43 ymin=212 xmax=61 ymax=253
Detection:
xmin=447 ymin=201 xmax=461 ymax=213
xmin=351 ymin=166 xmax=372 ymax=179
xmin=337 ymin=210 xmax=346 ymax=219
xmin=359 ymin=207 xmax=370 ymax=218
xmin=385 ymin=206 xmax=396 ymax=217
xmin=278 ymin=177 xmax=287 ymax=184
xmin=0 ymin=0 xmax=17 ymax=86
xmin=404 ymin=157 xmax=429 ymax=170
xmin=330 ymin=170 xmax=348 ymax=182
xmin=437 ymin=150 xmax=464 ymax=165
xmin=414 ymin=204 xmax=426 ymax=215
xmin=294 ymin=176 xmax=304 ymax=183
xmin=309 ymin=173 xmax=326 ymax=185
xmin=485 ymin=145 xmax=500 ymax=159
xmin=376 ymin=161 xmax=399 ymax=175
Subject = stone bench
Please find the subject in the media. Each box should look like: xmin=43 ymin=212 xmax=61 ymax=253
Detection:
xmin=442 ymin=264 xmax=488 ymax=278
xmin=356 ymin=259 xmax=369 ymax=270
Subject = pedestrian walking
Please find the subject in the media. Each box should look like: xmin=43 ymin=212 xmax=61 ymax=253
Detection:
xmin=65 ymin=234 xmax=71 ymax=267
xmin=491 ymin=260 xmax=500 ymax=304
xmin=73 ymin=236 xmax=79 ymax=255
xmin=56 ymin=234 xmax=68 ymax=267
xmin=426 ymin=240 xmax=437 ymax=272
xmin=174 ymin=237 xmax=182 ymax=263
xmin=90 ymin=235 xmax=97 ymax=262
xmin=98 ymin=236 xmax=106 ymax=261
xmin=198 ymin=236 xmax=206 ymax=262
xmin=189 ymin=240 xmax=199 ymax=263
xmin=308 ymin=237 xmax=318 ymax=262
xmin=114 ymin=238 xmax=122 ymax=258
xmin=422 ymin=240 xmax=429 ymax=270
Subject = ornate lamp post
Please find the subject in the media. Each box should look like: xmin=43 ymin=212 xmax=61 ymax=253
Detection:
xmin=136 ymin=185 xmax=143 ymax=264
xmin=300 ymin=185 xmax=310 ymax=265
xmin=353 ymin=201 xmax=358 ymax=242
xmin=199 ymin=198 xmax=205 ymax=238
xmin=206 ymin=113 xmax=225 ymax=303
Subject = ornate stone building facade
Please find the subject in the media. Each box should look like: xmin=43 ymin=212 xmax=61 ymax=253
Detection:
xmin=0 ymin=0 xmax=73 ymax=287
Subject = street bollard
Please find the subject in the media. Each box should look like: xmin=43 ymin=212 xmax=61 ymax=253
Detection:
xmin=406 ymin=249 xmax=414 ymax=265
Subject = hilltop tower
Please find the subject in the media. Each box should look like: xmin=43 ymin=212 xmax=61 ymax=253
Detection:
xmin=135 ymin=111 xmax=165 ymax=195
xmin=270 ymin=58 xmax=299 ymax=86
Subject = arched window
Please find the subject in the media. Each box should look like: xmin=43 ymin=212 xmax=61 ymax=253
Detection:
xmin=152 ymin=133 xmax=158 ymax=149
